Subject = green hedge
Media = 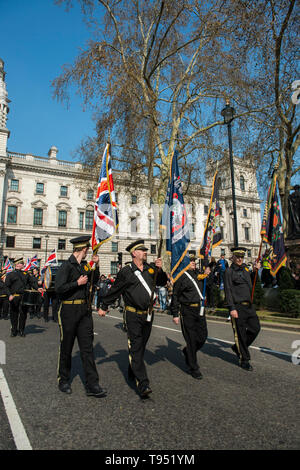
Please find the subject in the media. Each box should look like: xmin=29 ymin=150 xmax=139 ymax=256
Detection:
xmin=279 ymin=290 xmax=300 ymax=317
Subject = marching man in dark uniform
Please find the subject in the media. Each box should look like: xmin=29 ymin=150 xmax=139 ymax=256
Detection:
xmin=0 ymin=269 xmax=10 ymax=320
xmin=98 ymin=239 xmax=167 ymax=398
xmin=224 ymin=247 xmax=261 ymax=371
xmin=5 ymin=258 xmax=37 ymax=337
xmin=55 ymin=235 xmax=106 ymax=398
xmin=29 ymin=267 xmax=43 ymax=319
xmin=170 ymin=255 xmax=207 ymax=380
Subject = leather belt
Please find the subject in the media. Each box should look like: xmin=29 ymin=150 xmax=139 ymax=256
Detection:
xmin=126 ymin=305 xmax=148 ymax=315
xmin=238 ymin=301 xmax=252 ymax=306
xmin=189 ymin=303 xmax=200 ymax=307
xmin=0 ymin=295 xmax=8 ymax=298
xmin=62 ymin=299 xmax=86 ymax=305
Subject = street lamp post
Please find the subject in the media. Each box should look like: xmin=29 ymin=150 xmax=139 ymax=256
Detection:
xmin=221 ymin=101 xmax=239 ymax=247
xmin=45 ymin=233 xmax=50 ymax=263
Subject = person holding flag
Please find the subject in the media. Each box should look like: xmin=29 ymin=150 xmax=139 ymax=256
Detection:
xmin=55 ymin=236 xmax=105 ymax=397
xmin=224 ymin=247 xmax=261 ymax=371
xmin=170 ymin=254 xmax=207 ymax=380
xmin=161 ymin=150 xmax=207 ymax=379
xmin=98 ymin=239 xmax=167 ymax=398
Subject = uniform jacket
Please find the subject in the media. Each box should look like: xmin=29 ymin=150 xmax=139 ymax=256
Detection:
xmin=224 ymin=263 xmax=253 ymax=311
xmin=55 ymin=254 xmax=100 ymax=302
xmin=170 ymin=269 xmax=204 ymax=317
xmin=0 ymin=278 xmax=10 ymax=297
xmin=5 ymin=269 xmax=34 ymax=295
xmin=100 ymin=262 xmax=168 ymax=311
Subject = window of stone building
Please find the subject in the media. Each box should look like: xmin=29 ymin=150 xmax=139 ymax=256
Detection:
xmin=60 ymin=186 xmax=68 ymax=197
xmin=87 ymin=189 xmax=93 ymax=200
xmin=58 ymin=210 xmax=67 ymax=227
xmin=36 ymin=182 xmax=44 ymax=194
xmin=244 ymin=226 xmax=250 ymax=241
xmin=79 ymin=212 xmax=84 ymax=229
xmin=85 ymin=210 xmax=94 ymax=230
xmin=110 ymin=261 xmax=118 ymax=275
xmin=58 ymin=239 xmax=66 ymax=250
xmin=33 ymin=237 xmax=41 ymax=249
xmin=112 ymin=241 xmax=118 ymax=252
xmin=10 ymin=179 xmax=19 ymax=191
xmin=204 ymin=205 xmax=208 ymax=214
xmin=151 ymin=244 xmax=156 ymax=254
xmin=33 ymin=208 xmax=43 ymax=226
xmin=130 ymin=217 xmax=137 ymax=233
xmin=149 ymin=218 xmax=155 ymax=235
xmin=131 ymin=195 xmax=137 ymax=204
xmin=6 ymin=236 xmax=15 ymax=248
xmin=243 ymin=208 xmax=247 ymax=217
xmin=221 ymin=248 xmax=226 ymax=256
xmin=247 ymin=249 xmax=252 ymax=258
xmin=190 ymin=223 xmax=195 ymax=237
xmin=240 ymin=175 xmax=245 ymax=191
xmin=7 ymin=206 xmax=17 ymax=224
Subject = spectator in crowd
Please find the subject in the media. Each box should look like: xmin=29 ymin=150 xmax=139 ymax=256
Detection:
xmin=96 ymin=275 xmax=111 ymax=309
xmin=158 ymin=282 xmax=167 ymax=312
xmin=216 ymin=254 xmax=228 ymax=289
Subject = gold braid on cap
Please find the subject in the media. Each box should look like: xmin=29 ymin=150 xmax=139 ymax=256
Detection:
xmin=130 ymin=244 xmax=144 ymax=253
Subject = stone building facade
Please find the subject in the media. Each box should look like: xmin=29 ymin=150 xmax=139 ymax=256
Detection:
xmin=0 ymin=59 xmax=261 ymax=275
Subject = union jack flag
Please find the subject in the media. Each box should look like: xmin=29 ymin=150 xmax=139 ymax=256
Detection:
xmin=3 ymin=257 xmax=13 ymax=273
xmin=24 ymin=254 xmax=39 ymax=271
xmin=92 ymin=142 xmax=118 ymax=252
xmin=41 ymin=249 xmax=58 ymax=274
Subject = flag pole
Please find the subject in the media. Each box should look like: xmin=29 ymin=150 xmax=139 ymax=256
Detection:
xmin=147 ymin=234 xmax=163 ymax=322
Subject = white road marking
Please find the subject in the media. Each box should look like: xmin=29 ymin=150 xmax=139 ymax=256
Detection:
xmin=0 ymin=368 xmax=32 ymax=450
xmin=105 ymin=313 xmax=295 ymax=359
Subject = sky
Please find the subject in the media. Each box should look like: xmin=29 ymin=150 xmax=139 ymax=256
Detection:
xmin=2 ymin=0 xmax=97 ymax=162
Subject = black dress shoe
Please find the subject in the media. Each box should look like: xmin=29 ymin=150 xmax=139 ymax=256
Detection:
xmin=19 ymin=330 xmax=26 ymax=337
xmin=139 ymin=385 xmax=152 ymax=398
xmin=10 ymin=330 xmax=18 ymax=337
xmin=58 ymin=382 xmax=72 ymax=394
xmin=190 ymin=369 xmax=203 ymax=380
xmin=86 ymin=384 xmax=107 ymax=398
xmin=240 ymin=361 xmax=253 ymax=371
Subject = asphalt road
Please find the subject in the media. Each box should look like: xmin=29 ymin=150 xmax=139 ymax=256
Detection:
xmin=0 ymin=310 xmax=299 ymax=452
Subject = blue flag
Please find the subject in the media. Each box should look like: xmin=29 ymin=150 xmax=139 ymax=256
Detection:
xmin=161 ymin=151 xmax=191 ymax=283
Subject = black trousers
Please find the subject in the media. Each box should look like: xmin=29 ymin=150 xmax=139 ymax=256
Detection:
xmin=10 ymin=296 xmax=28 ymax=333
xmin=126 ymin=310 xmax=152 ymax=391
xmin=180 ymin=305 xmax=208 ymax=371
xmin=0 ymin=296 xmax=9 ymax=318
xmin=231 ymin=304 xmax=260 ymax=362
xmin=43 ymin=291 xmax=59 ymax=321
xmin=57 ymin=303 xmax=99 ymax=387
